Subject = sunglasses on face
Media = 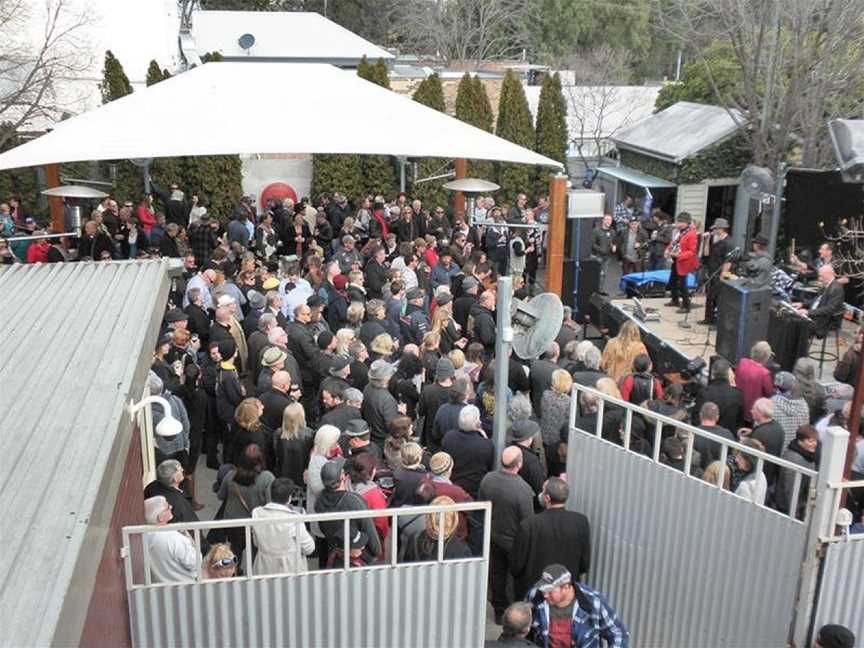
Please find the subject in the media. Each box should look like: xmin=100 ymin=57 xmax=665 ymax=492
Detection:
xmin=213 ymin=556 xmax=237 ymax=568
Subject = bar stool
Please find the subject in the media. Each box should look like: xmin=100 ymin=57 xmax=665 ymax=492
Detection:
xmin=808 ymin=313 xmax=844 ymax=378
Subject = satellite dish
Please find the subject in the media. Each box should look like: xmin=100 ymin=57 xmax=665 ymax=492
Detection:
xmin=442 ymin=178 xmax=500 ymax=194
xmin=238 ymin=33 xmax=256 ymax=50
xmin=740 ymin=165 xmax=774 ymax=200
xmin=511 ymin=292 xmax=564 ymax=360
xmin=41 ymin=185 xmax=109 ymax=199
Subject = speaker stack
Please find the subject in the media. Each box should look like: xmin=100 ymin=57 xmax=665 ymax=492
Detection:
xmin=715 ymin=280 xmax=772 ymax=364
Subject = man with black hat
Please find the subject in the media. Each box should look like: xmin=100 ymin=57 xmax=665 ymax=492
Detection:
xmin=314 ymin=457 xmax=382 ymax=562
xmin=509 ymin=419 xmax=546 ymax=498
xmin=526 ymin=563 xmax=628 ymax=647
xmin=510 ymin=478 xmax=591 ymax=601
xmin=162 ymin=307 xmax=189 ymax=338
xmin=745 ymin=234 xmax=775 ymax=289
xmin=431 ymin=247 xmax=460 ymax=292
xmin=700 ymin=218 xmax=733 ymax=325
xmin=343 ymin=419 xmax=384 ymax=464
xmin=664 ymin=212 xmax=699 ymax=313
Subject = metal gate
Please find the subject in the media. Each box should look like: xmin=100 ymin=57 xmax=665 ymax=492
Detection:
xmin=565 ymin=385 xmax=822 ymax=647
xmin=123 ymin=502 xmax=490 ymax=648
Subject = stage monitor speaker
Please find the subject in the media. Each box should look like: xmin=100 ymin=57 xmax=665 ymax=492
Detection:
xmin=715 ymin=280 xmax=772 ymax=364
xmin=562 ymin=257 xmax=602 ymax=322
xmin=565 ymin=212 xmax=596 ymax=262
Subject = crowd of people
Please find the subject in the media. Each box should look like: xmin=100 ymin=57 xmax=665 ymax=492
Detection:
xmin=6 ymin=181 xmax=861 ymax=646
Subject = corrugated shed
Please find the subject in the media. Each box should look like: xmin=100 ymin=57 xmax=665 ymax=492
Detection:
xmin=612 ymin=101 xmax=743 ymax=163
xmin=128 ymin=561 xmax=488 ymax=648
xmin=566 ymin=429 xmax=808 ymax=647
xmin=812 ymin=538 xmax=864 ymax=640
xmin=0 ymin=260 xmax=173 ymax=648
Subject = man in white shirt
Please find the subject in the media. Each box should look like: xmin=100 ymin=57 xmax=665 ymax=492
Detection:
xmin=144 ymin=496 xmax=198 ymax=583
xmin=252 ymin=478 xmax=315 ymax=576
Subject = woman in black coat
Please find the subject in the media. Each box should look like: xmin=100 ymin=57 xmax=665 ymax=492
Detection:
xmin=231 ymin=397 xmax=275 ymax=471
xmin=273 ymin=402 xmax=315 ymax=487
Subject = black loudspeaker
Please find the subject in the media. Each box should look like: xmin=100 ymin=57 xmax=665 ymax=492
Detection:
xmin=715 ymin=280 xmax=772 ymax=364
xmin=562 ymin=257 xmax=602 ymax=322
xmin=565 ymin=215 xmax=596 ymax=261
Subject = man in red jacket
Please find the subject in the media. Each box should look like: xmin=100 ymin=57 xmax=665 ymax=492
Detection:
xmin=665 ymin=212 xmax=699 ymax=313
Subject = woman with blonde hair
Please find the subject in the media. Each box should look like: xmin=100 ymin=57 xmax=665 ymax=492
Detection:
xmin=538 ymin=369 xmax=573 ymax=474
xmin=601 ymin=320 xmax=648 ymax=384
xmin=346 ymin=302 xmax=365 ymax=334
xmin=335 ymin=328 xmax=356 ymax=358
xmin=702 ymin=460 xmax=731 ymax=490
xmin=274 ymin=402 xmax=314 ymax=486
xmin=403 ymin=496 xmax=472 ymax=562
xmin=369 ymin=332 xmax=396 ymax=362
xmin=430 ymin=299 xmax=463 ymax=354
xmin=420 ymin=330 xmax=442 ymax=380
xmin=231 ymin=397 xmax=274 ymax=469
xmin=306 ymin=425 xmax=343 ymax=556
xmin=202 ymin=543 xmax=237 ymax=580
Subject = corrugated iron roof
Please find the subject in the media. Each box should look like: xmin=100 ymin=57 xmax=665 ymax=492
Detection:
xmin=0 ymin=260 xmax=173 ymax=647
xmin=611 ymin=101 xmax=744 ymax=163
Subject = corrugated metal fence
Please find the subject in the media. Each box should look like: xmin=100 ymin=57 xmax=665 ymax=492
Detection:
xmin=812 ymin=537 xmax=864 ymax=640
xmin=566 ymin=385 xmax=817 ymax=647
xmin=124 ymin=502 xmax=490 ymax=648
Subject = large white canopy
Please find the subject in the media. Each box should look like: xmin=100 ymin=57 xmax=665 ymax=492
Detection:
xmin=0 ymin=62 xmax=563 ymax=171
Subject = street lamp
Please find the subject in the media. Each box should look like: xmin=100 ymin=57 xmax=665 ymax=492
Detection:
xmin=128 ymin=396 xmax=183 ymax=437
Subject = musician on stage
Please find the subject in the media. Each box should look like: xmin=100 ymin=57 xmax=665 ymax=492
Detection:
xmin=793 ymin=265 xmax=845 ymax=338
xmin=664 ymin=212 xmax=699 ymax=313
xmin=790 ymin=242 xmax=833 ymax=280
xmin=699 ymin=218 xmax=732 ymax=325
xmin=744 ymin=235 xmax=774 ymax=288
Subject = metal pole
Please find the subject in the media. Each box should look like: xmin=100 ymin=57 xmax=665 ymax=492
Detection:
xmin=791 ymin=425 xmax=849 ymax=646
xmin=767 ymin=162 xmax=785 ymax=258
xmin=492 ymin=276 xmax=513 ymax=470
xmin=730 ymin=179 xmax=751 ymax=253
xmin=399 ymin=156 xmax=406 ymax=193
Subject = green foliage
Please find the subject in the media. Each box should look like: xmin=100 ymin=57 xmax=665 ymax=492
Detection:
xmin=0 ymin=130 xmax=40 ymax=213
xmin=410 ymin=73 xmax=448 ymax=207
xmin=495 ymin=70 xmax=535 ymax=203
xmin=146 ymin=60 xmax=165 ymax=86
xmin=412 ymin=73 xmax=446 ymax=112
xmin=528 ymin=0 xmax=651 ymax=64
xmin=454 ymin=74 xmax=495 ymax=181
xmin=200 ymin=51 xmax=224 ymax=63
xmin=679 ymin=135 xmax=751 ymax=184
xmin=183 ymin=155 xmax=244 ymax=220
xmin=618 ymin=134 xmax=751 ymax=185
xmin=618 ymin=150 xmax=677 ymax=183
xmin=100 ymin=50 xmax=133 ymax=104
xmin=311 ymin=154 xmax=364 ymax=202
xmin=534 ymin=72 xmax=568 ymax=194
xmin=352 ymin=58 xmax=395 ymax=198
xmin=655 ymin=43 xmax=742 ymax=111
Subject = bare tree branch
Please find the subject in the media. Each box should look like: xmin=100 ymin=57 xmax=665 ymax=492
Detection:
xmin=0 ymin=0 xmax=93 ymax=148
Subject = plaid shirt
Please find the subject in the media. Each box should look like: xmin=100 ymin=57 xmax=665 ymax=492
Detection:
xmin=530 ymin=582 xmax=629 ymax=648
xmin=771 ymin=267 xmax=795 ymax=301
xmin=771 ymin=395 xmax=810 ymax=446
xmin=613 ymin=202 xmax=634 ymax=231
xmin=188 ymin=223 xmax=219 ymax=267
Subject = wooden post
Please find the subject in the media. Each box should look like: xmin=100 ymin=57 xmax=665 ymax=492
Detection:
xmin=453 ymin=158 xmax=467 ymax=219
xmin=44 ymin=163 xmax=64 ymax=233
xmin=546 ymin=173 xmax=568 ymax=295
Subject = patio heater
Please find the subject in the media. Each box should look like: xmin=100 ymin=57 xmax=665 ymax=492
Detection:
xmin=442 ymin=178 xmax=500 ymax=226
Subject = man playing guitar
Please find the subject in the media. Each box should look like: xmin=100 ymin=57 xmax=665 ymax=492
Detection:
xmin=664 ymin=212 xmax=699 ymax=313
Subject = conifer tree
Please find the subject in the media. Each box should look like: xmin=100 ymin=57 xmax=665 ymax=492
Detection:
xmin=454 ymin=73 xmax=495 ymax=181
xmin=410 ymin=73 xmax=449 ymax=208
xmin=355 ymin=57 xmax=395 ymax=198
xmin=533 ymin=72 xmax=568 ymax=195
xmin=496 ymin=69 xmax=535 ymax=204
xmin=146 ymin=60 xmax=164 ymax=86
xmin=100 ymin=51 xmax=133 ymax=104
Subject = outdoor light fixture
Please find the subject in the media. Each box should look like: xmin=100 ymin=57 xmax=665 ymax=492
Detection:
xmin=128 ymin=396 xmax=183 ymax=437
xmin=442 ymin=178 xmax=500 ymax=227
